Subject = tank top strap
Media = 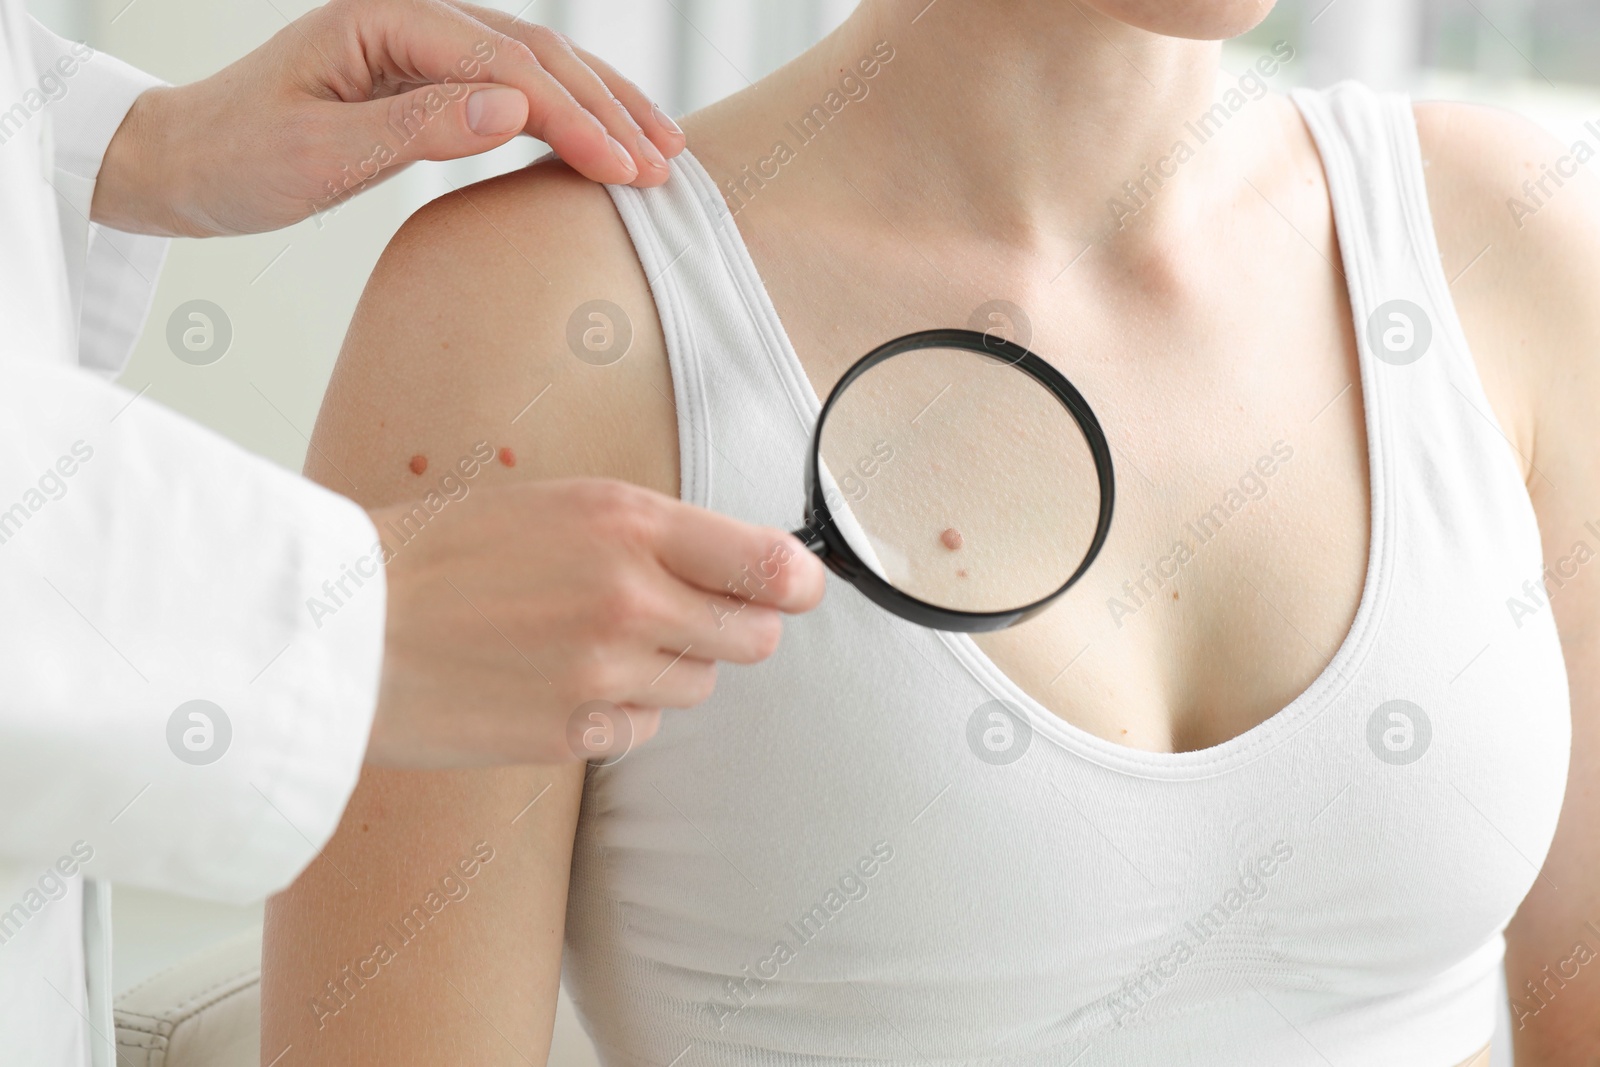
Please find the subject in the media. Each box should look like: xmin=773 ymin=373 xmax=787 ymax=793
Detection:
xmin=606 ymin=156 xmax=819 ymax=524
xmin=1291 ymin=80 xmax=1547 ymax=656
xmin=1291 ymin=82 xmax=1436 ymax=314
xmin=1290 ymin=82 xmax=1510 ymax=450
xmin=605 ymin=168 xmax=719 ymax=510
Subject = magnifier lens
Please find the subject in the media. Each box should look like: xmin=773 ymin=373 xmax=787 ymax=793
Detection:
xmin=817 ymin=344 xmax=1102 ymax=615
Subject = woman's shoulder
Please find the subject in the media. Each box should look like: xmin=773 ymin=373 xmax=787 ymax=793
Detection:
xmin=1410 ymin=98 xmax=1600 ymax=493
xmin=1411 ymin=97 xmax=1600 ymax=283
xmin=309 ymin=157 xmax=680 ymax=505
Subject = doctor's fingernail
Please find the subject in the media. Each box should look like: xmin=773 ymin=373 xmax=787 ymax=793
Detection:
xmin=466 ymin=87 xmax=526 ymax=136
xmin=653 ymin=104 xmax=682 ymax=137
xmin=636 ymin=133 xmax=667 ymax=171
xmin=607 ymin=135 xmax=639 ymax=179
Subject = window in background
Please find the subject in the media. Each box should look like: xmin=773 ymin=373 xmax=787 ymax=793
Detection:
xmin=1237 ymin=0 xmax=1600 ymax=92
xmin=1425 ymin=0 xmax=1600 ymax=87
xmin=542 ymin=0 xmax=854 ymax=117
xmin=23 ymin=0 xmax=88 ymax=42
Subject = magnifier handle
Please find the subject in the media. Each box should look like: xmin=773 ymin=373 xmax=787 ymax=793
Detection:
xmin=791 ymin=526 xmax=828 ymax=556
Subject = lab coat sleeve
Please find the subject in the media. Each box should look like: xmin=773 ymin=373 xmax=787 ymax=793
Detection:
xmin=0 ymin=358 xmax=386 ymax=903
xmin=30 ymin=18 xmax=169 ymax=377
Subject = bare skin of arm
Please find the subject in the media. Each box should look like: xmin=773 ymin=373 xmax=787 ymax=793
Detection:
xmin=261 ymin=163 xmax=682 ymax=1063
xmin=1418 ymin=102 xmax=1600 ymax=1065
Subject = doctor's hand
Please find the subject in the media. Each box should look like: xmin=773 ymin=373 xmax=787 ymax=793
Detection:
xmin=91 ymin=0 xmax=684 ymax=237
xmin=363 ymin=479 xmax=827 ymax=769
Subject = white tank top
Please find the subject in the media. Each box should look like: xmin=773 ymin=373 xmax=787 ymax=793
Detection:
xmin=564 ymin=82 xmax=1571 ymax=1066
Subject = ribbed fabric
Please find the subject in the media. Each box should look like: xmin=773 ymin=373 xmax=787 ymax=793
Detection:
xmin=563 ymin=82 xmax=1571 ymax=1066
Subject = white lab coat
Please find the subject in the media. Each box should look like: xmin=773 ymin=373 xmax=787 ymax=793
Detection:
xmin=0 ymin=11 xmax=386 ymax=1066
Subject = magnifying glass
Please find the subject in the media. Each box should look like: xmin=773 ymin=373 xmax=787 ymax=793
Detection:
xmin=792 ymin=328 xmax=1115 ymax=632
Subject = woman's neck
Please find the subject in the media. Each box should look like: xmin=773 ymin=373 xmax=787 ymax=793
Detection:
xmin=779 ymin=0 xmax=1245 ymax=253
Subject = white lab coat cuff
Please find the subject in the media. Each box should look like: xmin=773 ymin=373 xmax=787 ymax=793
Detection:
xmin=31 ymin=18 xmax=169 ymax=377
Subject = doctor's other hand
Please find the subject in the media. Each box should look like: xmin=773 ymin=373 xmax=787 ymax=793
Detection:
xmin=92 ymin=0 xmax=685 ymax=237
xmin=363 ymin=479 xmax=826 ymax=769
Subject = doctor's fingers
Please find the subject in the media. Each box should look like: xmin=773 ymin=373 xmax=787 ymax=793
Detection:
xmin=654 ymin=503 xmax=828 ymax=615
xmin=641 ymin=571 xmax=788 ymax=666
xmin=558 ymin=644 xmax=717 ymax=712
xmin=615 ymin=653 xmax=720 ymax=710
xmin=321 ymin=0 xmax=647 ymax=184
xmin=455 ymin=2 xmax=684 ymax=176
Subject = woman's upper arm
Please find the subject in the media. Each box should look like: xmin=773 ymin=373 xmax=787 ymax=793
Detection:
xmin=1418 ymin=101 xmax=1600 ymax=1063
xmin=260 ymin=762 xmax=587 ymax=1063
xmin=262 ymin=160 xmax=677 ymax=1064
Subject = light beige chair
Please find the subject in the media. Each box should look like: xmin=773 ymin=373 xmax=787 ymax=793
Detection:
xmin=111 ymin=925 xmax=601 ymax=1067
xmin=114 ymin=927 xmax=263 ymax=1067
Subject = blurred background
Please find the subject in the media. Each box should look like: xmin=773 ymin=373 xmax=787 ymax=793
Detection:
xmin=21 ymin=0 xmax=1599 ymax=1062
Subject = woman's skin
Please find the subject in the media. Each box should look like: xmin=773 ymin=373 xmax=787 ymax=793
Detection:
xmin=262 ymin=0 xmax=1600 ymax=1063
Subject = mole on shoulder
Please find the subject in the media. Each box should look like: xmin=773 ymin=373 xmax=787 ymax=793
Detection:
xmin=408 ymin=454 xmax=428 ymax=476
xmin=940 ymin=527 xmax=964 ymax=551
xmin=498 ymin=446 xmax=517 ymax=468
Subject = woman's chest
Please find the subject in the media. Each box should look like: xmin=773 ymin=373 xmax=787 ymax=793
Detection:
xmin=573 ymin=574 xmax=1569 ymax=1057
xmin=769 ymin=242 xmax=1377 ymax=754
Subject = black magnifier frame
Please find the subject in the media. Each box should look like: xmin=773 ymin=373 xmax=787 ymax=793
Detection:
xmin=791 ymin=328 xmax=1116 ymax=633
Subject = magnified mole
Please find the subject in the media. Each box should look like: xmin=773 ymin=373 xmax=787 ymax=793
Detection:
xmin=940 ymin=527 xmax=964 ymax=551
xmin=498 ymin=446 xmax=517 ymax=468
xmin=408 ymin=454 xmax=428 ymax=476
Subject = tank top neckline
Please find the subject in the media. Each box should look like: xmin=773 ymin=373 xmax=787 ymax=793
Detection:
xmin=663 ymin=87 xmax=1425 ymax=780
